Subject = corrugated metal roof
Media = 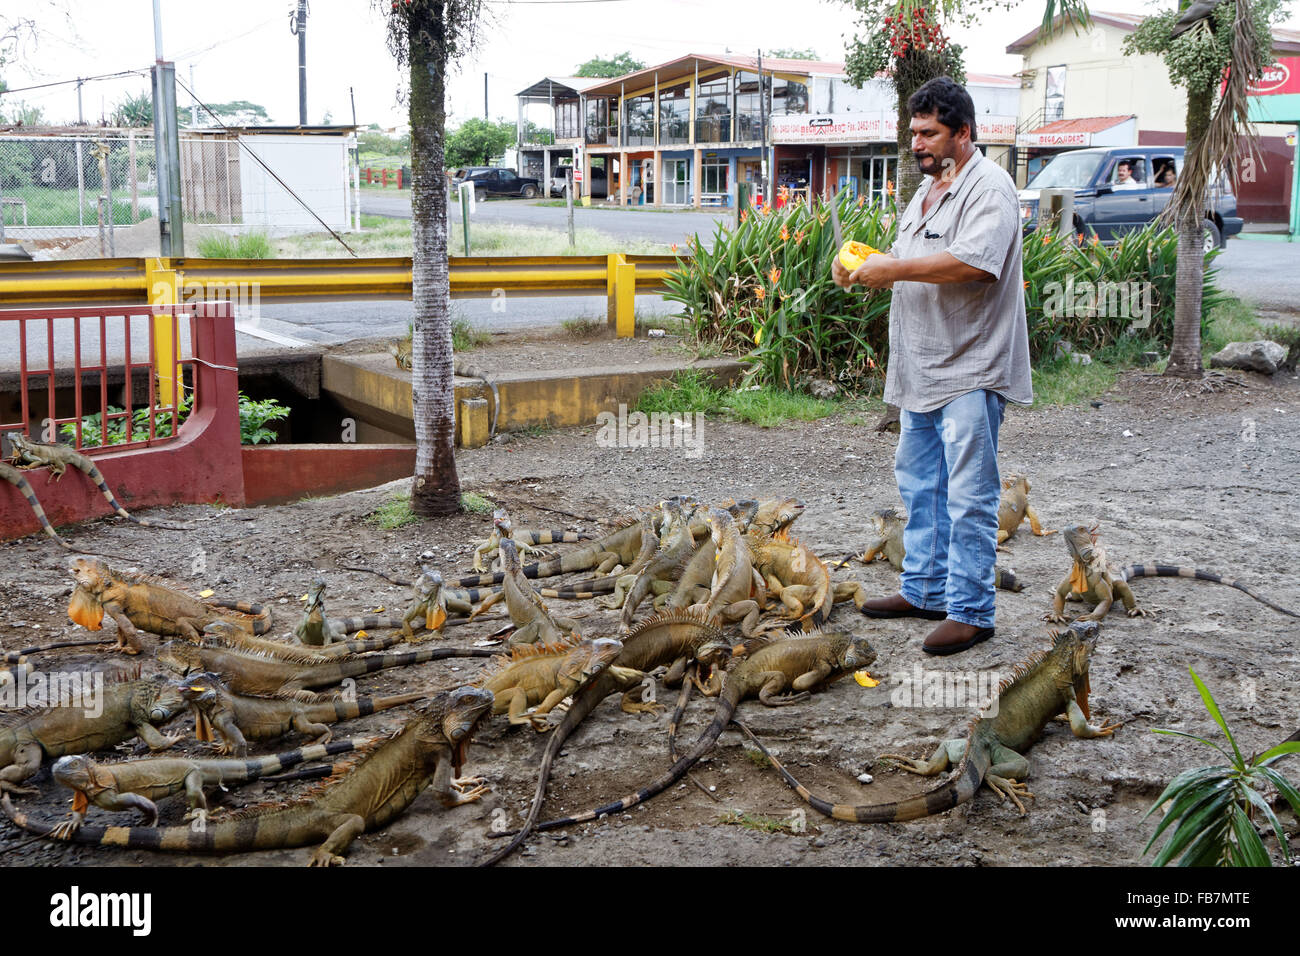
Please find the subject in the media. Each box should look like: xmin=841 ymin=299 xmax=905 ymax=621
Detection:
xmin=1008 ymin=9 xmax=1300 ymax=54
xmin=1025 ymin=115 xmax=1134 ymax=135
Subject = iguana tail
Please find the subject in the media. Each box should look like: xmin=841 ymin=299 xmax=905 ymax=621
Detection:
xmin=994 ymin=566 xmax=1025 ymax=592
xmin=453 ymin=360 xmax=500 ymax=438
xmin=738 ymin=723 xmax=990 ymax=822
xmin=71 ymin=457 xmax=196 ymax=531
xmin=338 ymin=565 xmax=413 ymax=587
xmin=536 ymin=580 xmax=618 ymax=600
xmin=526 ymin=684 xmax=744 ymax=833
xmin=305 ymin=692 xmax=428 ymax=722
xmin=334 ymin=644 xmax=498 ymax=680
xmin=207 ymin=599 xmax=273 ymax=634
xmin=1120 ymin=564 xmax=1300 ymax=619
xmin=200 ymin=736 xmax=376 ymax=781
xmin=0 ymin=463 xmax=88 ymax=553
xmin=332 ymin=615 xmax=408 ymax=634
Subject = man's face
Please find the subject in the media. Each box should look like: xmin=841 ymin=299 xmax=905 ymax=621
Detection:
xmin=910 ymin=112 xmax=969 ymax=181
xmin=1116 ymin=163 xmax=1132 ymax=182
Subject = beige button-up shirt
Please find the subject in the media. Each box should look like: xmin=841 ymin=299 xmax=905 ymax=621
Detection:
xmin=882 ymin=149 xmax=1033 ymax=413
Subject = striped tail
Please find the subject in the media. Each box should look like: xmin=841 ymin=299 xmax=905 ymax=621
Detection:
xmin=336 ymin=644 xmax=498 ymax=680
xmin=737 ymin=723 xmax=989 ymax=822
xmin=537 ymin=580 xmax=618 ymax=600
xmin=316 ymin=631 xmax=409 ymax=656
xmin=667 ymin=671 xmax=695 ymax=761
xmin=0 ymin=464 xmax=84 ymax=552
xmin=76 ymin=459 xmax=196 ymax=531
xmin=994 ymin=566 xmax=1025 ymax=592
xmin=312 ymin=692 xmax=428 ymax=722
xmin=519 ymin=530 xmax=593 ymax=546
xmin=209 ymin=736 xmax=374 ymax=781
xmin=207 ymin=599 xmax=273 ymax=634
xmin=453 ymin=361 xmax=500 ymax=437
xmin=334 ymin=615 xmax=408 ymax=634
xmin=1120 ymin=564 xmax=1300 ymax=619
xmin=527 ymin=691 xmax=741 ymax=833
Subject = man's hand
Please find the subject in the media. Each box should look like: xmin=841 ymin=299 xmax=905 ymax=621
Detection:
xmin=850 ymin=254 xmax=896 ymax=290
xmin=831 ymin=255 xmax=853 ymax=289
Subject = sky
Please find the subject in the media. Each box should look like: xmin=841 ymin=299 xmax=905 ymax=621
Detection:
xmin=3 ymin=1 xmax=1298 ymax=132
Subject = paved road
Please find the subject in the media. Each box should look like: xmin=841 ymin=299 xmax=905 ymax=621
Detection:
xmin=362 ymin=191 xmax=731 ymax=248
xmin=1212 ymin=237 xmax=1300 ymax=314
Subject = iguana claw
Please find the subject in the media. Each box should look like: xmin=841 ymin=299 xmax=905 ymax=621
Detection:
xmin=50 ymin=818 xmax=81 ymax=840
xmin=308 ymin=848 xmax=346 ymax=867
xmin=985 ymin=774 xmax=1034 ymax=814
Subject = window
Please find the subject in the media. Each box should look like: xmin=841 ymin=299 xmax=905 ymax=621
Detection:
xmin=556 ymin=98 xmax=581 ymax=139
xmin=498 ymin=170 xmax=517 ymax=183
xmin=1044 ymin=66 xmax=1065 ymax=123
xmin=1152 ymin=155 xmax=1177 ymax=189
xmin=659 ymin=85 xmax=690 ymax=145
xmin=696 ymin=75 xmax=731 ymax=143
xmin=701 ymin=160 xmax=728 ymax=194
xmin=735 ymin=71 xmax=771 ymax=142
xmin=585 ymin=97 xmax=615 ymax=145
xmin=772 ymin=77 xmax=808 ymax=115
xmin=1108 ymin=156 xmax=1147 ymax=188
xmin=626 ymin=94 xmax=654 ymax=146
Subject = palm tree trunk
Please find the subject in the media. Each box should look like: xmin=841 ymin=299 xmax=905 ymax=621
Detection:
xmin=407 ymin=5 xmax=461 ymax=516
xmin=1165 ymin=83 xmax=1212 ymax=381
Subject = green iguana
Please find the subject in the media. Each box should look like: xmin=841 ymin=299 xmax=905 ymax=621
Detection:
xmin=6 ymin=431 xmax=195 ymax=531
xmin=469 ymin=517 xmax=583 ymax=646
xmin=1 ymin=674 xmax=186 ymax=794
xmin=201 ymin=620 xmax=407 ymax=667
xmin=747 ymin=620 xmax=1118 ymax=821
xmin=1 ymin=460 xmax=93 ymax=553
xmin=392 ymin=337 xmax=502 ymax=439
xmin=339 ymin=564 xmax=502 ymax=626
xmin=472 ymin=525 xmax=594 ymax=572
xmin=618 ymin=499 xmax=699 ymax=624
xmin=689 ymin=507 xmax=766 ymax=636
xmin=658 ymin=533 xmax=720 ymax=616
xmin=294 ymin=578 xmax=409 ymax=646
xmin=479 ymin=608 xmax=726 ymax=866
xmin=860 ymin=508 xmax=1024 ymax=592
xmin=48 ymin=736 xmax=377 ymax=836
xmin=2 ymin=685 xmax=495 ymax=865
xmin=742 ymin=496 xmax=806 ymax=541
xmin=997 ymin=474 xmax=1055 ymax=545
xmin=67 ymin=556 xmax=271 ymax=655
xmin=157 ymin=638 xmax=497 ymax=701
xmin=516 ymin=629 xmax=878 ymax=835
xmin=478 ymin=637 xmax=635 ymax=730
xmin=178 ymin=671 xmax=428 ymax=755
xmin=451 ymin=514 xmax=652 ymax=588
xmin=1047 ymin=523 xmax=1299 ymax=622
xmin=752 ymin=535 xmax=874 ymax=631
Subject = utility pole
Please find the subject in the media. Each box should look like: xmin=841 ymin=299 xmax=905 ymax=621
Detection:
xmin=151 ymin=0 xmax=179 ymax=256
xmin=75 ymin=78 xmax=85 ymax=226
xmin=483 ymin=73 xmax=490 ymax=163
xmin=290 ymin=0 xmax=308 ymax=126
xmin=757 ymin=49 xmax=767 ymax=207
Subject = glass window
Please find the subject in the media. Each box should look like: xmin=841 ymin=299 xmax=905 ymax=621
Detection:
xmin=626 ymin=94 xmax=654 ymax=146
xmin=1026 ymin=151 xmax=1103 ymax=189
xmin=772 ymin=77 xmax=808 ymax=115
xmin=696 ymin=75 xmax=731 ymax=143
xmin=735 ymin=71 xmax=771 ymax=142
xmin=585 ymin=97 xmax=615 ymax=145
xmin=702 ymin=161 xmax=728 ymax=194
xmin=556 ymin=98 xmax=581 ymax=139
xmin=659 ymin=84 xmax=690 ymax=145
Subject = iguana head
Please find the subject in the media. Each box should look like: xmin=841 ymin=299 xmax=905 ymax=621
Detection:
xmin=492 ymin=509 xmax=513 ymax=539
xmin=301 ymin=577 xmax=327 ymax=614
xmin=1001 ymin=473 xmax=1029 ymax=493
xmin=414 ymin=567 xmax=446 ymax=630
xmin=749 ymin=497 xmax=806 ymax=539
xmin=51 ymin=754 xmax=116 ymax=798
xmin=706 ymin=507 xmax=736 ymax=545
xmin=557 ymin=637 xmax=625 ymax=687
xmin=156 ymin=641 xmax=202 ymax=676
xmin=140 ymin=672 xmax=187 ymax=724
xmin=4 ymin=430 xmax=33 ymax=459
xmin=1063 ymin=523 xmax=1101 ymax=565
xmin=414 ymin=686 xmax=495 ymax=776
xmin=837 ymin=632 xmax=878 ymax=671
xmin=871 ymin=507 xmax=906 ymax=535
xmin=1053 ymin=620 xmax=1101 ymax=719
xmin=68 ymin=556 xmax=112 ymax=594
xmin=176 ymin=671 xmax=227 ymax=707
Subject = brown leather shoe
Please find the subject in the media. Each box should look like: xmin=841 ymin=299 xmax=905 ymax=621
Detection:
xmin=859 ymin=593 xmax=946 ymax=620
xmin=922 ymin=619 xmax=994 ymax=656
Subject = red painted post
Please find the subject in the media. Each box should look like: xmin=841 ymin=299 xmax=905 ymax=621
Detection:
xmin=382 ymin=168 xmax=389 ymax=188
xmin=365 ymin=167 xmax=372 ymax=184
xmin=397 ymin=168 xmax=403 ymax=189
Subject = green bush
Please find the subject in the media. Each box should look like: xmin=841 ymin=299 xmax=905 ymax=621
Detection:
xmin=60 ymin=390 xmax=289 ymax=446
xmin=668 ymin=197 xmax=1227 ymax=390
xmin=665 ymin=190 xmax=892 ymax=392
xmin=196 ymin=232 xmax=275 ymax=259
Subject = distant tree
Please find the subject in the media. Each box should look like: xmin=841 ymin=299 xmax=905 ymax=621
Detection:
xmin=444 ymin=117 xmax=515 ymax=167
xmin=767 ymin=47 xmax=820 ymax=59
xmin=111 ymin=91 xmax=153 ymax=127
xmin=203 ymin=100 xmax=271 ymax=127
xmin=1 ymin=100 xmax=44 ymax=125
xmin=574 ymin=52 xmax=646 ymax=78
xmin=522 ymin=118 xmax=554 ymax=145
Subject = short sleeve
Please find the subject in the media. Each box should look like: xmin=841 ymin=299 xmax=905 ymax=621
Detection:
xmin=946 ymin=185 xmax=1018 ymax=281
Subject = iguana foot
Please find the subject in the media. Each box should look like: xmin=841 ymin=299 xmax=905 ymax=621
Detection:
xmin=308 ymin=848 xmax=346 ymax=867
xmin=985 ymin=774 xmax=1034 ymax=814
xmin=183 ymin=808 xmax=208 ymax=827
xmin=877 ymin=753 xmax=931 ymax=775
xmin=1043 ymin=612 xmax=1069 ymax=624
xmin=765 ymin=691 xmax=811 ymax=707
xmin=0 ymin=782 xmax=40 ymax=796
xmin=1126 ymin=607 xmax=1148 ymax=618
xmin=50 ymin=818 xmax=82 ymax=840
xmin=452 ymin=775 xmax=486 ymax=790
xmin=1089 ymin=720 xmax=1124 ymax=737
xmin=444 ymin=782 xmax=489 ymax=805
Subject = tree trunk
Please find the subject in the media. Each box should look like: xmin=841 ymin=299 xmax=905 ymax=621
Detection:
xmin=1165 ymin=83 xmax=1213 ymax=381
xmin=408 ymin=6 xmax=462 ymax=515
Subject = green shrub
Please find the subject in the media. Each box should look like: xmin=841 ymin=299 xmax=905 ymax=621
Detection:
xmin=60 ymin=390 xmax=289 ymax=447
xmin=196 ymin=232 xmax=275 ymax=259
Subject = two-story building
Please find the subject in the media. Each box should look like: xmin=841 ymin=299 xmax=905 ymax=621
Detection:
xmin=516 ymin=54 xmax=1018 ymax=209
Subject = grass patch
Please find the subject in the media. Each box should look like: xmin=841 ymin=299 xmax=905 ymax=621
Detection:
xmin=561 ymin=316 xmax=605 ymax=338
xmin=452 ymin=318 xmax=492 ymax=351
xmin=742 ymin=748 xmax=773 ymax=768
xmin=460 ymin=491 xmax=495 ymax=514
xmin=369 ymin=494 xmax=419 ymax=530
xmin=511 ymin=422 xmax=555 ymax=438
xmin=635 ymin=369 xmax=841 ymax=427
xmin=1029 ymin=335 xmax=1164 ymax=408
xmin=1203 ymin=299 xmax=1263 ymax=355
xmin=196 ymin=231 xmax=274 ymax=259
xmin=717 ymin=809 xmax=801 ymax=834
xmin=636 ymin=314 xmax=687 ymax=336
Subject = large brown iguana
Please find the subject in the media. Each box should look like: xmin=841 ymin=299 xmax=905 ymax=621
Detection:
xmin=478 ymin=637 xmax=636 ymax=730
xmin=1047 ymin=523 xmax=1300 ymax=622
xmin=618 ymin=499 xmax=700 ymax=624
xmin=689 ymin=507 xmax=766 ymax=636
xmin=469 ymin=517 xmax=583 ymax=646
xmin=6 ymin=431 xmax=195 ymax=531
xmin=512 ymin=629 xmax=878 ymax=836
xmin=752 ymin=535 xmax=874 ymax=631
xmin=156 ymin=638 xmax=498 ymax=701
xmin=747 ymin=620 xmax=1118 ymax=820
xmin=2 ymin=685 xmax=495 ymax=865
xmin=1 ymin=674 xmax=186 ymax=794
xmin=996 ymin=473 xmax=1055 ymax=545
xmin=178 ymin=671 xmax=429 ymax=755
xmin=48 ymin=736 xmax=378 ymax=836
xmin=66 ymin=556 xmax=271 ymax=655
xmin=451 ymin=515 xmax=650 ymax=589
xmin=860 ymin=508 xmax=1025 ymax=592
xmin=479 ymin=608 xmax=726 ymax=866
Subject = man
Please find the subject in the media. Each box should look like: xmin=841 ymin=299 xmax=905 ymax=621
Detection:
xmin=832 ymin=76 xmax=1031 ymax=655
xmin=1112 ymin=160 xmax=1143 ymax=190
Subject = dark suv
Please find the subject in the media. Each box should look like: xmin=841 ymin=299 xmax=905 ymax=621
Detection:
xmin=458 ymin=167 xmax=540 ymax=201
xmin=1018 ymin=146 xmax=1243 ymax=251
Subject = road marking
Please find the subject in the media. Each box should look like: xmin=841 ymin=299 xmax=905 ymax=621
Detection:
xmin=234 ymin=320 xmax=314 ymax=347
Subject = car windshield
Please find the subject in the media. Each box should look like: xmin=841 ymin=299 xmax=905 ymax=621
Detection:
xmin=1027 ymin=152 xmax=1105 ymax=190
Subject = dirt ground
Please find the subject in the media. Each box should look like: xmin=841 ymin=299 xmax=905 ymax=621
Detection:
xmin=2 ymin=352 xmax=1298 ymax=868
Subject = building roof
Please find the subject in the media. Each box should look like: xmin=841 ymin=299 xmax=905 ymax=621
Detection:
xmin=965 ymin=72 xmax=1020 ymax=88
xmin=0 ymin=124 xmax=356 ymax=137
xmin=1023 ymin=114 xmax=1134 ymax=135
xmin=1007 ymin=9 xmax=1300 ymax=55
xmin=577 ymin=53 xmax=846 ymax=97
xmin=516 ymin=76 xmax=608 ymax=99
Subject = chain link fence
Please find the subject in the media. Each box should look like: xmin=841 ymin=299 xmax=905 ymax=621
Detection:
xmin=0 ymin=131 xmax=355 ymax=259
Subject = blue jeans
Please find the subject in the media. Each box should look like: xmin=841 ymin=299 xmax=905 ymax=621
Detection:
xmin=895 ymin=390 xmax=1005 ymax=628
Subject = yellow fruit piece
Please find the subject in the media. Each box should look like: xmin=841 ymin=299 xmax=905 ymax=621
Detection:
xmin=854 ymin=670 xmax=880 ymax=688
xmin=838 ymin=240 xmax=880 ymax=272
xmin=198 ymin=589 xmax=215 ymax=598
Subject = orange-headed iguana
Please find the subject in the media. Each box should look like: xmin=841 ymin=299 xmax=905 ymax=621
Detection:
xmin=997 ymin=473 xmax=1054 ymax=545
xmin=747 ymin=621 xmax=1118 ymax=821
xmin=6 ymin=431 xmax=195 ymax=531
xmin=66 ymin=556 xmax=271 ymax=655
xmin=178 ymin=671 xmax=430 ymax=755
xmin=860 ymin=508 xmax=1024 ymax=592
xmin=47 ymin=736 xmax=378 ymax=836
xmin=1047 ymin=523 xmax=1299 ymax=622
xmin=511 ymin=629 xmax=878 ymax=836
xmin=1 ymin=674 xmax=186 ymax=795
xmin=2 ymin=685 xmax=495 ymax=866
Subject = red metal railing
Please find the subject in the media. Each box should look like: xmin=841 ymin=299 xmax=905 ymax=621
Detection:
xmin=0 ymin=303 xmax=224 ymax=453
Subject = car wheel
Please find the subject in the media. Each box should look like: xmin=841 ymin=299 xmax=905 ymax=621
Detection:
xmin=1203 ymin=219 xmax=1222 ymax=254
xmin=475 ymin=188 xmax=487 ymax=204
xmin=521 ymin=184 xmax=537 ymax=199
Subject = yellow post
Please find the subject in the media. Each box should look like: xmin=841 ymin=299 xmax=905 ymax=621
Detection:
xmin=146 ymin=257 xmax=180 ymax=406
xmin=606 ymin=254 xmax=635 ymax=338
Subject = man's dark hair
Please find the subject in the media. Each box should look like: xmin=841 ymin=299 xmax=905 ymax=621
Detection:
xmin=1117 ymin=160 xmax=1132 ymax=170
xmin=907 ymin=77 xmax=977 ymax=143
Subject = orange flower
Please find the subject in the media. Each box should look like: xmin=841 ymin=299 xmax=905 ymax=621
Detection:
xmin=768 ymin=267 xmax=781 ymax=284
xmin=741 ymin=209 xmax=749 ymax=223
xmin=755 ymin=286 xmax=766 ymax=301
xmin=1041 ymin=234 xmax=1051 ymax=244
xmin=866 ymin=356 xmax=876 ymax=370
xmin=794 ymin=229 xmax=806 ymax=244
xmin=780 ymin=225 xmax=789 ymax=242
xmin=1023 ymin=280 xmax=1029 ymax=288
xmin=1091 ymin=234 xmax=1100 ymax=244
xmin=762 ymin=203 xmax=772 ymax=215
xmin=670 ymin=242 xmax=679 ymax=253
xmin=856 ymin=195 xmax=865 ymax=208
xmin=1076 ymin=233 xmax=1084 ymax=243
xmin=885 ymin=179 xmax=895 ymax=197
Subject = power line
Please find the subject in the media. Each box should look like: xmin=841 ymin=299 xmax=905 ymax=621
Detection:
xmin=0 ymin=69 xmax=149 ymax=98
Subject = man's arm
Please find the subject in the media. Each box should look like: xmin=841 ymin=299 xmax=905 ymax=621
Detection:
xmin=849 ymin=252 xmax=993 ymax=289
